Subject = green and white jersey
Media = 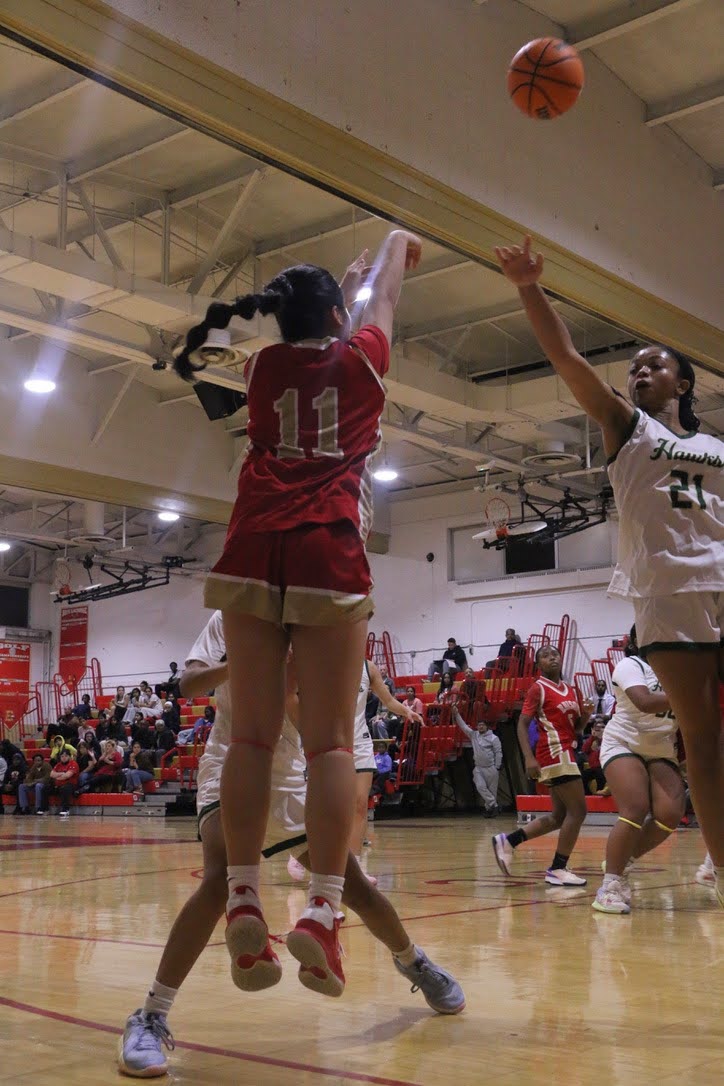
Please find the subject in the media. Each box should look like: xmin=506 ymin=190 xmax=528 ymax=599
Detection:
xmin=608 ymin=410 xmax=724 ymax=598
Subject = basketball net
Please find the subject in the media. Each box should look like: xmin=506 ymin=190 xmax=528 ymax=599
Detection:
xmin=485 ymin=496 xmax=511 ymax=540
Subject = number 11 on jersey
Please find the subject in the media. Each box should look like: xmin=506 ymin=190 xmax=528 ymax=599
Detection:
xmin=273 ymin=386 xmax=343 ymax=459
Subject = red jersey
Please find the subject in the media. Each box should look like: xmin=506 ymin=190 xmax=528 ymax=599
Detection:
xmin=228 ymin=326 xmax=388 ymax=540
xmin=523 ymin=677 xmax=581 ymax=778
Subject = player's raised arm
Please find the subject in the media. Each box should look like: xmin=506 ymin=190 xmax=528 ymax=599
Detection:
xmin=360 ymin=229 xmax=422 ymax=346
xmin=495 ymin=236 xmax=634 ymax=457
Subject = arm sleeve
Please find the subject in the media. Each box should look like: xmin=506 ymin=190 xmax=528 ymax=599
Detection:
xmin=351 ymin=326 xmax=390 ymax=378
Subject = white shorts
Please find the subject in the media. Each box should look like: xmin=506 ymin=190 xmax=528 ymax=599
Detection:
xmin=634 ymin=592 xmax=724 ymax=656
xmin=600 ymin=725 xmax=678 ymax=771
xmin=354 ymin=717 xmax=375 ymax=773
xmin=196 ymin=753 xmax=307 ymax=856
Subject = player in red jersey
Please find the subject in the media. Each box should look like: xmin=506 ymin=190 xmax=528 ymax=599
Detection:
xmin=173 ymin=229 xmax=421 ymax=999
xmin=492 ymin=645 xmax=593 ymax=886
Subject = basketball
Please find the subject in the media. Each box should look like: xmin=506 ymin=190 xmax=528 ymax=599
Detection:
xmin=58 ymin=583 xmax=72 ymax=596
xmin=507 ymin=37 xmax=584 ymax=119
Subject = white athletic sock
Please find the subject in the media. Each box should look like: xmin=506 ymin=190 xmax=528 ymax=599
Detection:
xmin=602 ymin=872 xmax=622 ymax=888
xmin=393 ymin=942 xmax=418 ymax=968
xmin=143 ymin=980 xmax=177 ymax=1018
xmin=227 ymin=865 xmax=260 ymax=896
xmin=308 ymin=874 xmax=345 ymax=913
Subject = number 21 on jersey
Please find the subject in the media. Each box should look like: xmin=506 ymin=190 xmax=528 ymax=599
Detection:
xmin=273 ymin=387 xmax=343 ymax=460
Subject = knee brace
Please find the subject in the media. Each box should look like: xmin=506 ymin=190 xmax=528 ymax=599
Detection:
xmin=654 ymin=819 xmax=676 ymax=834
xmin=618 ymin=816 xmax=643 ymax=830
xmin=306 ymin=746 xmax=353 ymax=762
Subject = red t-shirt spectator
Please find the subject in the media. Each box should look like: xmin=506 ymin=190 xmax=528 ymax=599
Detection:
xmin=94 ymin=751 xmax=122 ymax=777
xmin=582 ymin=735 xmax=602 ymax=770
xmin=51 ymin=758 xmax=79 ymax=787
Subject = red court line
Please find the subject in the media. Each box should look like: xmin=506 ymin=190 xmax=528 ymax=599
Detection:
xmin=0 ymin=996 xmax=424 ymax=1086
xmin=0 ymin=928 xmax=167 ymax=949
xmin=0 ymin=865 xmax=192 ymax=900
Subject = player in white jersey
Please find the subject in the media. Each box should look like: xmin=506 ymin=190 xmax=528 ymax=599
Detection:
xmin=119 ymin=614 xmax=463 ymax=1078
xmin=591 ymin=626 xmax=685 ymax=914
xmin=497 ymin=236 xmax=724 ymax=909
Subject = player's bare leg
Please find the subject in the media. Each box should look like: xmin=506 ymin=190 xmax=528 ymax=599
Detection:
xmin=286 ymin=618 xmax=368 ymax=995
xmin=493 ymin=779 xmax=586 ymax=885
xmin=221 ymin=612 xmax=289 ymax=991
xmin=647 ymin=650 xmax=723 ymax=902
xmin=352 ymin=769 xmax=376 ymax=883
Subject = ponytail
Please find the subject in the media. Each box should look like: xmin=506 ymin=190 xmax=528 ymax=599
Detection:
xmin=624 ymin=624 xmax=638 ymax=657
xmin=173 ymin=264 xmax=344 ymax=381
xmin=667 ymin=348 xmax=701 ymax=433
xmin=173 ymin=277 xmax=291 ymax=382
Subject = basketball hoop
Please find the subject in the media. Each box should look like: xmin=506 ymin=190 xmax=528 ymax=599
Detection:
xmin=485 ymin=496 xmax=511 ymax=540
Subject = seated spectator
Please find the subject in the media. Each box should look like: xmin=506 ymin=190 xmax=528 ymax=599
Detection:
xmin=402 ymin=686 xmax=424 ymax=718
xmin=78 ymin=738 xmax=123 ymax=793
xmin=95 ymin=710 xmax=127 ymax=747
xmin=112 ymin=686 xmax=130 ymax=724
xmin=156 ymin=661 xmax=180 ymax=698
xmin=71 ymin=693 xmax=93 ymax=720
xmin=123 ymin=741 xmax=156 ymax=795
xmin=121 ymin=688 xmax=142 ymax=724
xmin=16 ymin=752 xmax=51 ymax=815
xmin=0 ymin=738 xmax=24 ymax=770
xmin=486 ymin=628 xmax=523 ymax=669
xmin=162 ymin=695 xmax=181 ymax=733
xmin=2 ymin=752 xmax=27 ymax=804
xmin=75 ymin=741 xmax=96 ymax=775
xmin=49 ymin=735 xmax=77 ymax=764
xmin=427 ymin=637 xmax=467 ymax=681
xmin=453 ymin=706 xmax=503 ymax=817
xmin=79 ymin=728 xmax=102 ymax=759
xmin=460 ymin=667 xmax=480 ymax=706
xmin=378 ymin=665 xmax=395 ymax=696
xmin=153 ymin=719 xmax=177 ymax=766
xmin=372 ymin=744 xmax=393 ymax=795
xmin=591 ymin=679 xmax=615 ymax=723
xmin=49 ymin=748 xmax=79 ymax=817
xmin=45 ymin=718 xmax=64 ymax=745
xmin=178 ymin=705 xmax=215 ymax=745
xmin=580 ymin=718 xmax=608 ymax=794
xmin=436 ymin=671 xmax=457 ymax=704
xmin=124 ymin=682 xmax=163 ymax=723
xmin=63 ymin=715 xmax=84 ymax=745
xmin=132 ymin=713 xmax=157 ymax=751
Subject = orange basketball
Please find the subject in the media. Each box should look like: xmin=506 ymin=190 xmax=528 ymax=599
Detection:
xmin=507 ymin=37 xmax=584 ymax=120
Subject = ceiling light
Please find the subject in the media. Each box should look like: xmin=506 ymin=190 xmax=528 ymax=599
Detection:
xmin=355 ymin=286 xmax=372 ymax=303
xmin=24 ymin=378 xmax=56 ymax=394
xmin=0 ymin=541 xmax=10 ymax=552
xmin=373 ymin=468 xmax=398 ymax=482
xmin=158 ymin=511 xmax=180 ymax=523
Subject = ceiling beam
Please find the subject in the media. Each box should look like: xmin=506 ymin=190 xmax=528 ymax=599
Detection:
xmin=71 ymin=182 xmax=125 ymax=270
xmin=256 ymin=211 xmax=375 ymax=261
xmin=0 ymin=69 xmax=86 ymax=131
xmin=402 ymin=300 xmax=537 ymax=342
xmin=645 ymin=78 xmax=724 ymax=126
xmin=568 ymin=0 xmax=701 ymax=50
xmin=186 ymin=169 xmax=262 ymax=294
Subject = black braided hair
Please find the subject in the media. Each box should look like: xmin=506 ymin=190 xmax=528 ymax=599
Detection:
xmin=625 ymin=624 xmax=638 ymax=657
xmin=173 ymin=264 xmax=344 ymax=382
xmin=665 ymin=347 xmax=701 ymax=432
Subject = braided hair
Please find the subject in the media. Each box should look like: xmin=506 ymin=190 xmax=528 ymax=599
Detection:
xmin=174 ymin=264 xmax=345 ymax=381
xmin=624 ymin=624 xmax=639 ymax=657
xmin=665 ymin=348 xmax=701 ymax=433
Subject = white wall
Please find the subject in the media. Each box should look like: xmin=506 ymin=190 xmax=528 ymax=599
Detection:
xmin=106 ymin=0 xmax=723 ymax=327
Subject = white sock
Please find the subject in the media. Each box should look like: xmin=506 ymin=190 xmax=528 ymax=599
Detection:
xmin=227 ymin=865 xmax=260 ymax=896
xmin=602 ymin=872 xmax=621 ymax=889
xmin=393 ymin=942 xmax=418 ymax=967
xmin=143 ymin=980 xmax=177 ymax=1018
xmin=308 ymin=874 xmax=345 ymax=912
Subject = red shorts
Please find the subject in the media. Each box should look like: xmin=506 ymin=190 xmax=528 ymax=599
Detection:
xmin=204 ymin=520 xmax=374 ymax=627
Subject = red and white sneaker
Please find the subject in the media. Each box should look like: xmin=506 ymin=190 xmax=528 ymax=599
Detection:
xmin=286 ymin=897 xmax=345 ymax=998
xmin=225 ymin=885 xmax=282 ymax=992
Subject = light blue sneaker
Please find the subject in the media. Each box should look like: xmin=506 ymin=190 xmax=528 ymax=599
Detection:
xmin=393 ymin=948 xmax=465 ymax=1014
xmin=118 ymin=1010 xmax=174 ymax=1078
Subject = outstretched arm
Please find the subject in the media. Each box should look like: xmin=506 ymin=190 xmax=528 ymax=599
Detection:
xmin=360 ymin=229 xmax=422 ymax=346
xmin=453 ymin=706 xmax=474 ymax=739
xmin=495 ymin=237 xmax=634 ymax=457
xmin=369 ymin=662 xmax=423 ymax=724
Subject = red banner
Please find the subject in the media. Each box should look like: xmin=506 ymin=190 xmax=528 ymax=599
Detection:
xmin=58 ymin=606 xmax=88 ymax=687
xmin=0 ymin=640 xmax=31 ymax=727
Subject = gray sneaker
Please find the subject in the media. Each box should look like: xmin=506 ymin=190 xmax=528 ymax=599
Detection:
xmin=393 ymin=948 xmax=465 ymax=1014
xmin=118 ymin=1010 xmax=174 ymax=1077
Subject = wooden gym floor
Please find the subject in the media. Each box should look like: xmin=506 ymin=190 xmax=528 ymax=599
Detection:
xmin=0 ymin=814 xmax=720 ymax=1085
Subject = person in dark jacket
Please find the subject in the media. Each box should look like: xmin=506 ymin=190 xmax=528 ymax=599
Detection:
xmin=153 ymin=719 xmax=177 ymax=767
xmin=71 ymin=694 xmax=93 ymax=720
xmin=2 ymin=752 xmax=27 ymax=799
xmin=427 ymin=638 xmax=467 ymax=680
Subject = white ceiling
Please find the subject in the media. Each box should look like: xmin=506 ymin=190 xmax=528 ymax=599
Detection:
xmin=0 ymin=10 xmax=721 ymax=578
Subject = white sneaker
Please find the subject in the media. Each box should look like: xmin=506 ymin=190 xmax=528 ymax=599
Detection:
xmin=287 ymin=855 xmax=307 ymax=883
xmin=592 ymin=877 xmax=631 ymax=914
xmin=544 ymin=867 xmax=587 ymax=887
xmin=492 ymin=833 xmax=514 ymax=876
xmin=601 ymin=860 xmax=633 ymax=904
xmin=695 ymin=855 xmax=715 ymax=886
xmin=59 ymin=810 xmax=70 ymax=819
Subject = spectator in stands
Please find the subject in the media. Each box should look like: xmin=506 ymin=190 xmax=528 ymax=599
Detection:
xmin=499 ymin=628 xmax=522 ymax=657
xmin=402 ymin=685 xmax=424 ymax=718
xmin=156 ymin=661 xmax=180 ymax=699
xmin=71 ymin=694 xmax=93 ymax=720
xmin=95 ymin=710 xmax=127 ymax=748
xmin=436 ymin=671 xmax=457 ymax=705
xmin=78 ymin=738 xmax=123 ymax=793
xmin=16 ymin=752 xmax=51 ymax=815
xmin=45 ymin=718 xmax=63 ymax=745
xmin=580 ymin=719 xmax=608 ymax=794
xmin=132 ymin=712 xmax=157 ymax=752
xmin=122 ymin=688 xmax=142 ymax=724
xmin=372 ymin=743 xmax=393 ymax=795
xmin=136 ymin=682 xmax=163 ymax=721
xmin=123 ymin=741 xmax=156 ymax=795
xmin=592 ymin=679 xmax=616 ymax=723
xmin=63 ymin=715 xmax=84 ymax=745
xmin=80 ymin=728 xmax=102 ymax=759
xmin=113 ymin=686 xmax=130 ymax=723
xmin=162 ymin=696 xmax=181 ymax=733
xmin=2 ymin=752 xmax=27 ymax=804
xmin=461 ymin=667 xmax=479 ymax=705
xmin=0 ymin=752 xmax=6 ymax=809
xmin=378 ymin=665 xmax=395 ymax=696
xmin=0 ymin=738 xmax=24 ymax=770
xmin=153 ymin=718 xmax=177 ymax=767
xmin=75 ymin=741 xmax=96 ymax=775
xmin=49 ymin=734 xmax=77 ymax=764
xmin=49 ymin=748 xmax=79 ymax=817
xmin=453 ymin=707 xmax=503 ymax=817
xmin=178 ymin=705 xmax=215 ymax=745
xmin=427 ymin=637 xmax=467 ymax=681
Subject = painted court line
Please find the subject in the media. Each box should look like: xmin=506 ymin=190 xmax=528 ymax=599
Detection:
xmin=0 ymin=865 xmax=191 ymax=900
xmin=0 ymin=996 xmax=424 ymax=1086
xmin=0 ymin=928 xmax=168 ymax=949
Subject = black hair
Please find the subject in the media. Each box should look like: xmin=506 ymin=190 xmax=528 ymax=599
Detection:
xmin=667 ymin=348 xmax=700 ymax=432
xmin=174 ymin=264 xmax=345 ymax=382
xmin=625 ymin=624 xmax=639 ymax=657
xmin=439 ymin=672 xmax=454 ymax=692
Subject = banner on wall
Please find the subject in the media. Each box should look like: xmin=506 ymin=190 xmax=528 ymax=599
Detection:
xmin=58 ymin=606 xmax=89 ymax=687
xmin=0 ymin=640 xmax=31 ymax=727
